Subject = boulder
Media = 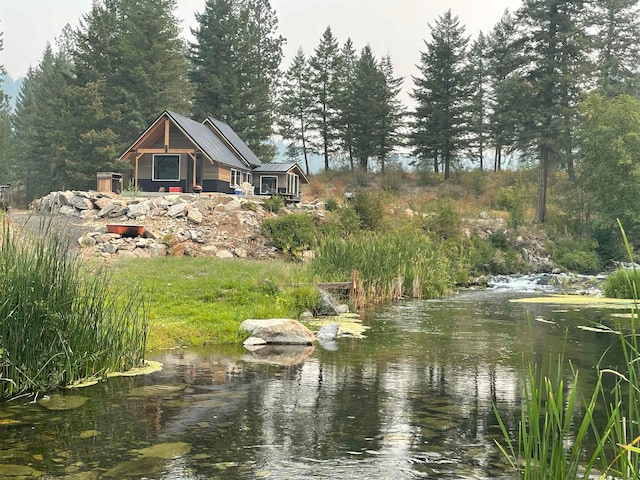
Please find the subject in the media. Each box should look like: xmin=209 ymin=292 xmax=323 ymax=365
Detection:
xmin=167 ymin=202 xmax=187 ymax=218
xmin=316 ymin=324 xmax=339 ymax=342
xmin=216 ymin=249 xmax=234 ymax=259
xmin=240 ymin=318 xmax=315 ymax=345
xmin=70 ymin=195 xmax=94 ymax=210
xmin=317 ymin=290 xmax=340 ymax=316
xmin=187 ymin=208 xmax=203 ymax=224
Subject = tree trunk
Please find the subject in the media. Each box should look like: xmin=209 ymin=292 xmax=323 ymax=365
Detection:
xmin=534 ymin=144 xmax=550 ymax=223
xmin=444 ymin=147 xmax=450 ymax=180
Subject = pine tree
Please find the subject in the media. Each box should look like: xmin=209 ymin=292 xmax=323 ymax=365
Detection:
xmin=334 ymin=38 xmax=358 ymax=170
xmin=0 ymin=29 xmax=10 ymax=182
xmin=486 ymin=10 xmax=523 ymax=172
xmin=466 ymin=32 xmax=489 ymax=170
xmin=411 ymin=10 xmax=470 ymax=180
xmin=278 ymin=48 xmax=314 ymax=175
xmin=377 ymin=55 xmax=404 ymax=174
xmin=589 ymin=0 xmax=640 ymax=97
xmin=309 ymin=26 xmax=341 ymax=171
xmin=190 ymin=0 xmax=283 ymax=161
xmin=515 ymin=0 xmax=589 ymax=222
xmin=351 ymin=46 xmax=384 ymax=171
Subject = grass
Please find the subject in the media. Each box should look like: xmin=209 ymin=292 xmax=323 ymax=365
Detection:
xmin=110 ymin=257 xmax=318 ymax=350
xmin=0 ymin=218 xmax=147 ymax=399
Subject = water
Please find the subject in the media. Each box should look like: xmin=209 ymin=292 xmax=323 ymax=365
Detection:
xmin=0 ymin=286 xmax=627 ymax=479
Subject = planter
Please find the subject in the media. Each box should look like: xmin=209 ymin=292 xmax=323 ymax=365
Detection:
xmin=106 ymin=224 xmax=145 ymax=237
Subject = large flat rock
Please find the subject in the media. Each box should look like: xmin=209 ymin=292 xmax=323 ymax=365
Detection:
xmin=240 ymin=318 xmax=315 ymax=345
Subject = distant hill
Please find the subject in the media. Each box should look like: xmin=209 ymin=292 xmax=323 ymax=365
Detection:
xmin=1 ymin=74 xmax=22 ymax=110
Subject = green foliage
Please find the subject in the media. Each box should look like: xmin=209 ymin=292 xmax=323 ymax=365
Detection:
xmin=324 ymin=197 xmax=339 ymax=212
xmin=548 ymin=237 xmax=601 ymax=274
xmin=352 ymin=191 xmax=383 ymax=230
xmin=262 ymin=213 xmax=317 ymax=258
xmin=603 ymin=269 xmax=640 ymax=298
xmin=0 ymin=219 xmax=148 ymax=399
xmin=262 ymin=195 xmax=285 ymax=212
xmin=422 ymin=200 xmax=461 ymax=240
xmin=189 ymin=0 xmax=283 ymax=160
xmin=495 ymin=186 xmax=525 ymax=230
xmin=311 ymin=229 xmax=455 ymax=302
xmin=241 ymin=201 xmax=259 ymax=212
xmin=465 ymin=232 xmax=526 ymax=276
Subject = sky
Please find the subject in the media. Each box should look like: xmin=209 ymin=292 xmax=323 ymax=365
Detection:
xmin=1 ymin=0 xmax=523 ymax=102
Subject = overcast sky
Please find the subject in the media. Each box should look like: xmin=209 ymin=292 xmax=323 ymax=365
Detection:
xmin=1 ymin=0 xmax=523 ymax=99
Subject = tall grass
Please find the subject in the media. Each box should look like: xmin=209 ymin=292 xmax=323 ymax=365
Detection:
xmin=494 ymin=348 xmax=608 ymax=479
xmin=0 ymin=218 xmax=148 ymax=399
xmin=494 ymin=222 xmax=640 ymax=478
xmin=310 ymin=230 xmax=455 ymax=305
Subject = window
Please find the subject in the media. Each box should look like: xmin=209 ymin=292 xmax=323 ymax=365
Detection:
xmin=260 ymin=176 xmax=277 ymax=194
xmin=287 ymin=173 xmax=299 ymax=195
xmin=153 ymin=154 xmax=180 ymax=181
xmin=231 ymin=169 xmax=242 ymax=187
xmin=242 ymin=172 xmax=253 ymax=185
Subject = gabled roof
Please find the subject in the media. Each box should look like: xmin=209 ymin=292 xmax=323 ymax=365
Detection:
xmin=253 ymin=162 xmax=310 ymax=184
xmin=204 ymin=117 xmax=262 ymax=168
xmin=167 ymin=111 xmax=250 ymax=170
xmin=118 ymin=110 xmax=258 ymax=171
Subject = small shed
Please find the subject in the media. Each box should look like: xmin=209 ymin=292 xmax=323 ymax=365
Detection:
xmin=97 ymin=172 xmax=123 ymax=194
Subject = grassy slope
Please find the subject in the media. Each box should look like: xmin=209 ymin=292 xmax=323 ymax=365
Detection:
xmin=111 ymin=257 xmax=315 ymax=350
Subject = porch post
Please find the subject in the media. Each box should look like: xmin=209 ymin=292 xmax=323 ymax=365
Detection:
xmin=135 ymin=153 xmax=143 ymax=189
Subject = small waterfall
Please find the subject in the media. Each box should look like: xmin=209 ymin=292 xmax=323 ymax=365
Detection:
xmin=487 ymin=273 xmax=605 ymax=295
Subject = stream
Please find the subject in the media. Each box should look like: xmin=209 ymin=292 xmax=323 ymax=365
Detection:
xmin=0 ymin=276 xmax=628 ymax=479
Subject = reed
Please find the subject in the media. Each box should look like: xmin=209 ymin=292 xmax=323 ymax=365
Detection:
xmin=0 ymin=218 xmax=148 ymax=399
xmin=494 ymin=349 xmax=607 ymax=479
xmin=310 ymin=230 xmax=455 ymax=305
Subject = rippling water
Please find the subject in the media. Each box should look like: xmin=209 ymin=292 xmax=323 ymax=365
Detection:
xmin=0 ymin=286 xmax=625 ymax=479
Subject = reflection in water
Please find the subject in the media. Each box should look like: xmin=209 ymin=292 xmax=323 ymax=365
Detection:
xmin=0 ymin=290 xmax=624 ymax=479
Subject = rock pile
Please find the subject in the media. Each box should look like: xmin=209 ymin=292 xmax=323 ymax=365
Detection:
xmin=28 ymin=190 xmax=327 ymax=260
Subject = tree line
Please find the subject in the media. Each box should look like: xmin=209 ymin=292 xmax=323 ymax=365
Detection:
xmin=0 ymin=0 xmax=638 ymax=226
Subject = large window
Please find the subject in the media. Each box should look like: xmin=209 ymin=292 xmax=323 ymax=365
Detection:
xmin=153 ymin=154 xmax=180 ymax=181
xmin=260 ymin=176 xmax=277 ymax=194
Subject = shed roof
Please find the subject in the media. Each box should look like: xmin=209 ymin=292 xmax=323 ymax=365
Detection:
xmin=254 ymin=162 xmax=309 ymax=183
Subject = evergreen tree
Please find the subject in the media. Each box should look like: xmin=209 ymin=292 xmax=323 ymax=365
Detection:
xmin=377 ymin=55 xmax=404 ymax=174
xmin=334 ymin=38 xmax=358 ymax=170
xmin=309 ymin=26 xmax=340 ymax=171
xmin=515 ymin=0 xmax=589 ymax=222
xmin=190 ymin=0 xmax=283 ymax=161
xmin=589 ymin=0 xmax=640 ymax=97
xmin=466 ymin=32 xmax=489 ymax=170
xmin=278 ymin=48 xmax=314 ymax=175
xmin=411 ymin=10 xmax=470 ymax=180
xmin=351 ymin=46 xmax=384 ymax=171
xmin=486 ymin=10 xmax=523 ymax=171
xmin=0 ymin=29 xmax=10 ymax=182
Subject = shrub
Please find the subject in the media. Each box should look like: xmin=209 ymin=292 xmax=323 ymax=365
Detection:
xmin=548 ymin=237 xmax=602 ymax=274
xmin=324 ymin=197 xmax=339 ymax=212
xmin=262 ymin=213 xmax=317 ymax=258
xmin=423 ymin=200 xmax=461 ymax=239
xmin=241 ymin=201 xmax=259 ymax=212
xmin=603 ymin=268 xmax=640 ymax=298
xmin=263 ymin=195 xmax=285 ymax=212
xmin=352 ymin=192 xmax=384 ymax=231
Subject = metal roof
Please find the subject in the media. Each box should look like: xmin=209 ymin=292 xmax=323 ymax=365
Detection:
xmin=167 ymin=111 xmax=250 ymax=170
xmin=205 ymin=117 xmax=262 ymax=168
xmin=253 ymin=162 xmax=299 ymax=173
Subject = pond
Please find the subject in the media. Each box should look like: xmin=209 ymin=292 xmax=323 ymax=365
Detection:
xmin=0 ymin=285 xmax=629 ymax=479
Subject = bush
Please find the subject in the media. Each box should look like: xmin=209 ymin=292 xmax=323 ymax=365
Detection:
xmin=353 ymin=192 xmax=384 ymax=231
xmin=263 ymin=195 xmax=285 ymax=212
xmin=241 ymin=201 xmax=259 ymax=212
xmin=423 ymin=200 xmax=461 ymax=239
xmin=548 ymin=237 xmax=602 ymax=274
xmin=324 ymin=197 xmax=339 ymax=212
xmin=603 ymin=269 xmax=640 ymax=298
xmin=262 ymin=213 xmax=317 ymax=258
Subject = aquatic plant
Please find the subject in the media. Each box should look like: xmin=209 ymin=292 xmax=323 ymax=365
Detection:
xmin=602 ymin=268 xmax=640 ymax=298
xmin=310 ymin=229 xmax=454 ymax=305
xmin=0 ymin=218 xmax=148 ymax=399
xmin=493 ymin=348 xmax=607 ymax=479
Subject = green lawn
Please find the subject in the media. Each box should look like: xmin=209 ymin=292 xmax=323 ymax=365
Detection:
xmin=111 ymin=257 xmax=317 ymax=350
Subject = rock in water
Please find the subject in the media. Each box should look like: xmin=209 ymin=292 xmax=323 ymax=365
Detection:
xmin=317 ymin=290 xmax=340 ymax=316
xmin=316 ymin=323 xmax=339 ymax=341
xmin=240 ymin=318 xmax=315 ymax=345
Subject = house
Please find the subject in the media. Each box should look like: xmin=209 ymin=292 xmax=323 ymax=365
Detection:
xmin=117 ymin=110 xmax=308 ymax=199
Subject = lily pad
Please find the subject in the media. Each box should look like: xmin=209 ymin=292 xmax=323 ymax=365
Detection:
xmin=103 ymin=456 xmax=167 ymax=478
xmin=0 ymin=464 xmax=42 ymax=477
xmin=125 ymin=384 xmax=187 ymax=398
xmin=511 ymin=295 xmax=636 ymax=309
xmin=38 ymin=394 xmax=88 ymax=411
xmin=79 ymin=430 xmax=101 ymax=439
xmin=107 ymin=360 xmax=163 ymax=378
xmin=134 ymin=441 xmax=191 ymax=459
xmin=305 ymin=313 xmax=369 ymax=339
xmin=0 ymin=418 xmax=20 ymax=426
